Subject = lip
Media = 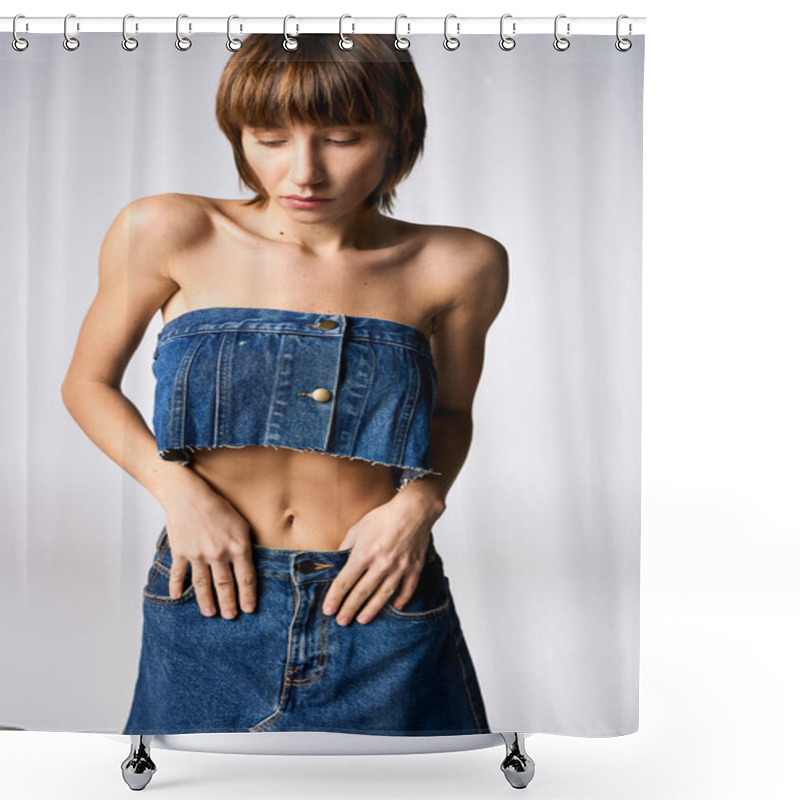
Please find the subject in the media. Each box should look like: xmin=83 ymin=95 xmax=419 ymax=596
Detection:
xmin=283 ymin=195 xmax=333 ymax=209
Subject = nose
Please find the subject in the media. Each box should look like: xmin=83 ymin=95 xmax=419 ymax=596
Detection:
xmin=289 ymin=141 xmax=325 ymax=186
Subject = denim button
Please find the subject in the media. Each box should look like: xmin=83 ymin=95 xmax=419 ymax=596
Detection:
xmin=306 ymin=319 xmax=338 ymax=330
xmin=308 ymin=388 xmax=332 ymax=403
xmin=296 ymin=560 xmax=318 ymax=574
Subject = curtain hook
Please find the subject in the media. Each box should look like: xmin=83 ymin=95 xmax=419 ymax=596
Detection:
xmin=63 ymin=13 xmax=80 ymax=51
xmin=226 ymin=15 xmax=243 ymax=51
xmin=499 ymin=14 xmax=516 ymax=51
xmin=122 ymin=14 xmax=138 ymax=51
xmin=283 ymin=15 xmax=299 ymax=51
xmin=615 ymin=15 xmax=632 ymax=52
xmin=443 ymin=13 xmax=460 ymax=51
xmin=394 ymin=14 xmax=410 ymax=50
xmin=553 ymin=14 xmax=570 ymax=51
xmin=12 ymin=14 xmax=29 ymax=52
xmin=175 ymin=13 xmax=192 ymax=51
xmin=339 ymin=15 xmax=354 ymax=50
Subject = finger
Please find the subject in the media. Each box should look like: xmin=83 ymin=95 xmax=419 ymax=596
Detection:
xmin=353 ymin=574 xmax=405 ymax=624
xmin=335 ymin=571 xmax=392 ymax=625
xmin=322 ymin=561 xmax=366 ymax=617
xmin=191 ymin=562 xmax=217 ymax=617
xmin=209 ymin=560 xmax=238 ymax=619
xmin=231 ymin=553 xmax=258 ymax=613
xmin=388 ymin=569 xmax=421 ymax=612
xmin=169 ymin=555 xmax=189 ymax=600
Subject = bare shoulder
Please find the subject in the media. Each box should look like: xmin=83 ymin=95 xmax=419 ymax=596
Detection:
xmin=421 ymin=224 xmax=509 ymax=330
xmin=422 ymin=223 xmax=507 ymax=257
xmin=60 ymin=194 xmax=214 ymax=389
xmin=117 ymin=192 xmax=213 ymax=279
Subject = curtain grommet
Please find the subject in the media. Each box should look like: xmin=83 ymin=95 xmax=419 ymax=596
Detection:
xmin=63 ymin=13 xmax=80 ymax=51
xmin=553 ymin=14 xmax=570 ymax=51
xmin=443 ymin=14 xmax=460 ymax=51
xmin=226 ymin=15 xmax=243 ymax=52
xmin=615 ymin=15 xmax=633 ymax=51
xmin=175 ymin=13 xmax=192 ymax=51
xmin=283 ymin=15 xmax=299 ymax=51
xmin=394 ymin=15 xmax=410 ymax=50
xmin=121 ymin=14 xmax=138 ymax=51
xmin=499 ymin=14 xmax=516 ymax=50
xmin=338 ymin=14 xmax=354 ymax=50
xmin=12 ymin=14 xmax=29 ymax=51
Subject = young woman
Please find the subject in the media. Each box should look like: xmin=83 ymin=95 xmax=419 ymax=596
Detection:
xmin=61 ymin=34 xmax=508 ymax=736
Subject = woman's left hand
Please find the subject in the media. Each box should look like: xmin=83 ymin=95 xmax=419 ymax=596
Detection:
xmin=321 ymin=493 xmax=444 ymax=626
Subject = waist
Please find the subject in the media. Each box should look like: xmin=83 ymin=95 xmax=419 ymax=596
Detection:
xmin=190 ymin=445 xmax=398 ymax=549
xmin=156 ymin=526 xmax=437 ymax=577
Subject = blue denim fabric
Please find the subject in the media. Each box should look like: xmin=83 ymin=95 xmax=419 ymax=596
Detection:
xmin=151 ymin=306 xmax=441 ymax=491
xmin=122 ymin=525 xmax=491 ymax=736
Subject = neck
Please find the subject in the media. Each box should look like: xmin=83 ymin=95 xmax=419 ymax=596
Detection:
xmin=253 ymin=198 xmax=386 ymax=256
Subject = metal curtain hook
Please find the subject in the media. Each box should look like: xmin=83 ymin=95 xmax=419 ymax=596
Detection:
xmin=394 ymin=14 xmax=410 ymax=50
xmin=499 ymin=14 xmax=516 ymax=50
xmin=63 ymin=13 xmax=80 ymax=51
xmin=12 ymin=14 xmax=29 ymax=51
xmin=615 ymin=14 xmax=632 ymax=51
xmin=443 ymin=14 xmax=460 ymax=51
xmin=175 ymin=13 xmax=192 ymax=50
xmin=122 ymin=14 xmax=138 ymax=51
xmin=553 ymin=14 xmax=570 ymax=51
xmin=283 ymin=15 xmax=299 ymax=50
xmin=227 ymin=15 xmax=243 ymax=51
xmin=339 ymin=14 xmax=354 ymax=49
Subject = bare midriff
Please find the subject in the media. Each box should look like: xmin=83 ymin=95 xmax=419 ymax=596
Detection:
xmin=189 ymin=445 xmax=399 ymax=550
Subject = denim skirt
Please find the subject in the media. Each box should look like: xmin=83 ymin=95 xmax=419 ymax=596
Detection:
xmin=122 ymin=525 xmax=490 ymax=736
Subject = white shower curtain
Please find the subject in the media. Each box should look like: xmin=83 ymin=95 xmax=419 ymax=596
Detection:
xmin=1 ymin=29 xmax=643 ymax=738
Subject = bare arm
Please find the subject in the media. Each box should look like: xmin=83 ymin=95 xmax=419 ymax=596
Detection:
xmin=60 ymin=194 xmax=209 ymax=507
xmin=61 ymin=194 xmax=258 ymax=620
xmin=396 ymin=231 xmax=510 ymax=514
xmin=320 ymin=231 xmax=509 ymax=624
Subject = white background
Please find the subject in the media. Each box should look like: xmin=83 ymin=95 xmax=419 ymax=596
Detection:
xmin=1 ymin=1 xmax=797 ymax=799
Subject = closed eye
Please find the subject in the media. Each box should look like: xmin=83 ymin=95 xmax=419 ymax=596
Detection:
xmin=258 ymin=138 xmax=360 ymax=147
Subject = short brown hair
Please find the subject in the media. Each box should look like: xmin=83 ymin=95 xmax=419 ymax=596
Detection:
xmin=215 ymin=34 xmax=427 ymax=215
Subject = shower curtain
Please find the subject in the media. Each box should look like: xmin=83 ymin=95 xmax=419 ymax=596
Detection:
xmin=0 ymin=25 xmax=644 ymax=740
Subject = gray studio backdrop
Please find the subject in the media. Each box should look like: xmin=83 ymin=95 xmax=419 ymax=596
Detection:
xmin=1 ymin=32 xmax=643 ymax=735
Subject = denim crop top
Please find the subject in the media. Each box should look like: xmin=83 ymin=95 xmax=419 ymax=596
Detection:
xmin=150 ymin=306 xmax=441 ymax=491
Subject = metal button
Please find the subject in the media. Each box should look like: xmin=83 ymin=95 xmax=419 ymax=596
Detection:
xmin=306 ymin=319 xmax=339 ymax=330
xmin=296 ymin=561 xmax=317 ymax=574
xmin=298 ymin=388 xmax=332 ymax=403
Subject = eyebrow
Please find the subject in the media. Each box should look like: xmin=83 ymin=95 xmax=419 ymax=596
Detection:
xmin=251 ymin=125 xmax=366 ymax=133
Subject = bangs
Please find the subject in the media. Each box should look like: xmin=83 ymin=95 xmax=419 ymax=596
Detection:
xmin=225 ymin=58 xmax=393 ymax=132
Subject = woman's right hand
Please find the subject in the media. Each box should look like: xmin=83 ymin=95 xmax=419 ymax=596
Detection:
xmin=163 ymin=487 xmax=258 ymax=619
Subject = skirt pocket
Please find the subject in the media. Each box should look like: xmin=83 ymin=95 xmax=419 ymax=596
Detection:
xmin=379 ymin=550 xmax=452 ymax=622
xmin=142 ymin=542 xmax=196 ymax=605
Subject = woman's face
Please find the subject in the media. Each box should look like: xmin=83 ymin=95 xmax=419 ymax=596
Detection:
xmin=241 ymin=122 xmax=393 ymax=215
